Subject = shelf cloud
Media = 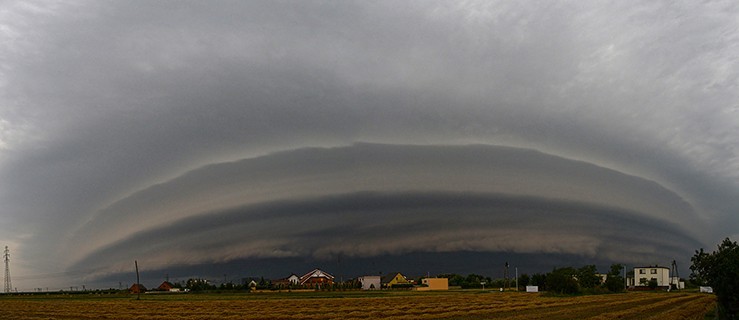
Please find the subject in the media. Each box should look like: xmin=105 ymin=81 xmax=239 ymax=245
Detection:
xmin=67 ymin=144 xmax=705 ymax=280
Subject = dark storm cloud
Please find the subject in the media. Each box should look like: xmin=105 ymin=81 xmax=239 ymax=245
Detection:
xmin=0 ymin=1 xmax=737 ymax=289
xmin=70 ymin=191 xmax=701 ymax=280
xmin=64 ymin=144 xmax=703 ymax=278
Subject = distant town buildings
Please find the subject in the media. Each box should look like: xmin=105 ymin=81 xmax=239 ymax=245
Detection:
xmin=123 ymin=263 xmax=691 ymax=295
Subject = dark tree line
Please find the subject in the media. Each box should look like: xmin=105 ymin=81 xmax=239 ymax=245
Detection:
xmin=519 ymin=264 xmax=625 ymax=295
xmin=437 ymin=264 xmax=625 ymax=294
xmin=691 ymin=238 xmax=739 ymax=319
xmin=436 ymin=273 xmax=496 ymax=289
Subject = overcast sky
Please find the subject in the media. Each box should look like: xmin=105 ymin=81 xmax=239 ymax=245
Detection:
xmin=1 ymin=1 xmax=737 ymax=290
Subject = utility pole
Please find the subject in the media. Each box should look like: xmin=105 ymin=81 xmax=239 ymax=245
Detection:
xmin=624 ymin=265 xmax=628 ymax=289
xmin=4 ymin=246 xmax=11 ymax=293
xmin=135 ymin=260 xmax=141 ymax=300
xmin=504 ymin=262 xmax=509 ymax=291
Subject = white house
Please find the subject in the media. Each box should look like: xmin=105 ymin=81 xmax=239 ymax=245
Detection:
xmin=357 ymin=275 xmax=381 ymax=290
xmin=632 ymin=266 xmax=670 ymax=288
xmin=273 ymin=273 xmax=301 ymax=287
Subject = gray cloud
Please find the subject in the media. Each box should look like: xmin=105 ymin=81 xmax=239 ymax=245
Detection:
xmin=0 ymin=1 xmax=737 ymax=289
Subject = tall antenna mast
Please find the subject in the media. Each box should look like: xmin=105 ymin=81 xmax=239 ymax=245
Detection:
xmin=671 ymin=260 xmax=679 ymax=290
xmin=4 ymin=246 xmax=11 ymax=293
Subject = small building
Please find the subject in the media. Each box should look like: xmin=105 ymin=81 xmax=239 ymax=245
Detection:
xmin=357 ymin=276 xmax=381 ymax=290
xmin=299 ymin=268 xmax=335 ymax=286
xmin=417 ymin=278 xmax=448 ymax=291
xmin=382 ymin=272 xmax=410 ymax=288
xmin=669 ymin=277 xmax=685 ymax=290
xmin=596 ymin=273 xmax=608 ymax=284
xmin=287 ymin=274 xmax=300 ymax=285
xmin=129 ymin=283 xmax=147 ymax=294
xmin=273 ymin=274 xmax=300 ymax=287
xmin=157 ymin=281 xmax=175 ymax=291
xmin=631 ymin=266 xmax=670 ymax=289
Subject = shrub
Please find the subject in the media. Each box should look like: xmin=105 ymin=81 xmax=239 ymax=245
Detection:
xmin=546 ymin=267 xmax=580 ymax=294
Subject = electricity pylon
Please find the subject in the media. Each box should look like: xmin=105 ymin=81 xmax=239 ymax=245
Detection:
xmin=3 ymin=246 xmax=11 ymax=293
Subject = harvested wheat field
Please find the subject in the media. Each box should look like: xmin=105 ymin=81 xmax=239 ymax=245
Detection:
xmin=0 ymin=291 xmax=715 ymax=320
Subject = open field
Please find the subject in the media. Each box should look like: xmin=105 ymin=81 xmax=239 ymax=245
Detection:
xmin=0 ymin=290 xmax=715 ymax=320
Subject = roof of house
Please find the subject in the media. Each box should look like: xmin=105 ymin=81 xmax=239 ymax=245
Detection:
xmin=635 ymin=265 xmax=670 ymax=269
xmin=381 ymin=272 xmax=407 ymax=283
xmin=300 ymin=268 xmax=335 ymax=284
xmin=129 ymin=283 xmax=147 ymax=292
xmin=157 ymin=281 xmax=174 ymax=290
xmin=274 ymin=274 xmax=300 ymax=283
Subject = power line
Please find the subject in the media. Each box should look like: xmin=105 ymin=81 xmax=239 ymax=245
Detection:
xmin=12 ymin=268 xmax=108 ymax=281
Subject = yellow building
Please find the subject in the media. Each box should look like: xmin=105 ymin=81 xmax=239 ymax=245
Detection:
xmin=417 ymin=278 xmax=448 ymax=291
xmin=381 ymin=272 xmax=410 ymax=288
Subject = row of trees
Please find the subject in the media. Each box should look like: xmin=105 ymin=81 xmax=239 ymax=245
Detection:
xmin=436 ymin=273 xmax=496 ymax=289
xmin=690 ymin=238 xmax=738 ymax=319
xmin=515 ymin=264 xmax=625 ymax=295
xmin=435 ymin=264 xmax=625 ymax=294
xmin=537 ymin=264 xmax=625 ymax=294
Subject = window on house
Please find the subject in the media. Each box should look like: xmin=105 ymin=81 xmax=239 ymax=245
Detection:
xmin=639 ymin=269 xmax=645 ymax=274
xmin=651 ymin=269 xmax=657 ymax=274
